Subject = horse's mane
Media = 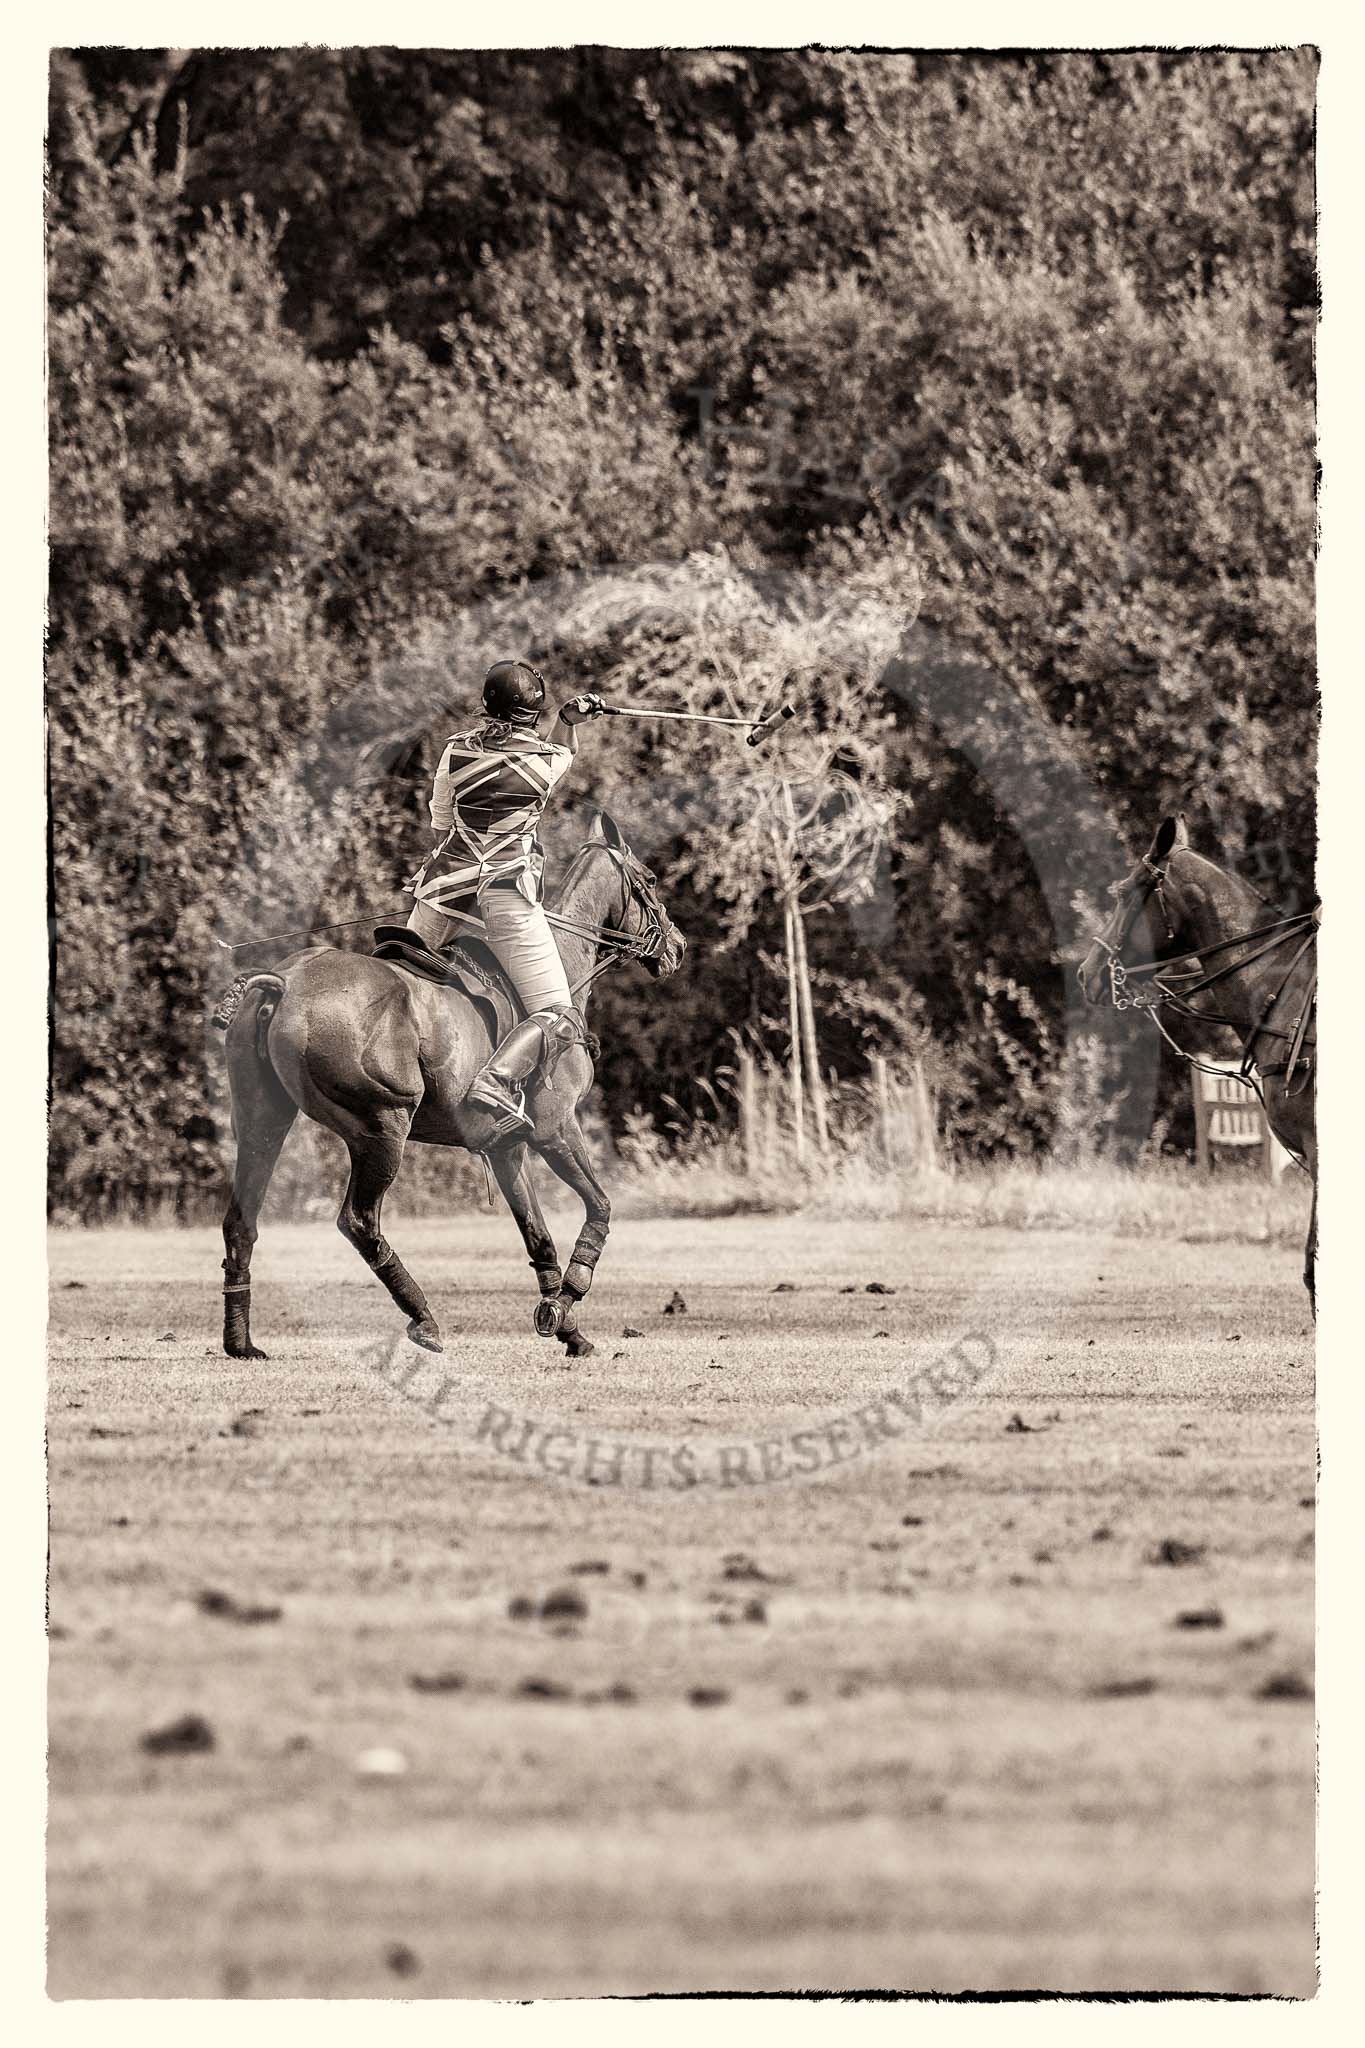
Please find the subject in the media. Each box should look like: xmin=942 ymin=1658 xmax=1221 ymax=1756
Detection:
xmin=1172 ymin=843 xmax=1275 ymax=913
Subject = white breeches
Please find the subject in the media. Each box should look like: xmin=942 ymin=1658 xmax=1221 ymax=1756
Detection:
xmin=407 ymin=885 xmax=571 ymax=1013
xmin=405 ymin=897 xmax=456 ymax=951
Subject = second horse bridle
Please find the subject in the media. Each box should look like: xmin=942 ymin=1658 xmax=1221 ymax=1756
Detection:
xmin=1090 ymin=853 xmax=1318 ymax=1094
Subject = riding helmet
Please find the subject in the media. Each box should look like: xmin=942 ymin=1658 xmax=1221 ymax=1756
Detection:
xmin=482 ymin=660 xmax=547 ymax=726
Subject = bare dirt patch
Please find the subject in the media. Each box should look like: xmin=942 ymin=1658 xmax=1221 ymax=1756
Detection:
xmin=46 ymin=1214 xmax=1314 ymax=1997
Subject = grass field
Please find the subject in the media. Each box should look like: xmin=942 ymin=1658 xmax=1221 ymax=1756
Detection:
xmin=47 ymin=1211 xmax=1315 ymax=1998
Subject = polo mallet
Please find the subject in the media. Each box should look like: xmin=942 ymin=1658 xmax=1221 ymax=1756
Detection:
xmin=597 ymin=701 xmax=798 ymax=747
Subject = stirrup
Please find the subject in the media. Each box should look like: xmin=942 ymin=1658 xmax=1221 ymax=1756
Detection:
xmin=466 ymin=1073 xmax=533 ymax=1138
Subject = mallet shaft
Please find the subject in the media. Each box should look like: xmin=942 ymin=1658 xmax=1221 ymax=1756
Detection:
xmin=599 ymin=705 xmax=752 ymax=729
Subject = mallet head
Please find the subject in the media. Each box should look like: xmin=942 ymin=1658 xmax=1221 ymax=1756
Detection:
xmin=746 ymin=704 xmax=797 ymax=747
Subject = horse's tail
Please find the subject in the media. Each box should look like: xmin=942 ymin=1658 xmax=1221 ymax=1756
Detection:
xmin=212 ymin=970 xmax=287 ymax=1050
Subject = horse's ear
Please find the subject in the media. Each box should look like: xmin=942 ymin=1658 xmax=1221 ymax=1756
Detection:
xmin=591 ymin=809 xmax=625 ymax=851
xmin=1149 ymin=814 xmax=1187 ymax=863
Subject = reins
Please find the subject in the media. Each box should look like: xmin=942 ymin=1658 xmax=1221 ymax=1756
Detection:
xmin=214 ymin=841 xmax=669 ymax=1000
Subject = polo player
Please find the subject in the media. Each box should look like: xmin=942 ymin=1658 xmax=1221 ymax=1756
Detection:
xmin=405 ymin=659 xmax=606 ymax=1135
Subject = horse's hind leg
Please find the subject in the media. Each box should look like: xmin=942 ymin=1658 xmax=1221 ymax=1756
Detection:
xmin=338 ymin=1126 xmax=443 ymax=1353
xmin=1305 ymin=1176 xmax=1318 ymax=1319
xmin=222 ymin=1025 xmax=298 ymax=1360
xmin=488 ymin=1142 xmax=564 ymax=1339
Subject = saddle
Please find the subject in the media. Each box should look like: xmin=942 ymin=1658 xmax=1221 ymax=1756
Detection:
xmin=371 ymin=924 xmax=522 ymax=1044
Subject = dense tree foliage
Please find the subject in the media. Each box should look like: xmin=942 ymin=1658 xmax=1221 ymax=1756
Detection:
xmin=47 ymin=48 xmax=1317 ymax=1216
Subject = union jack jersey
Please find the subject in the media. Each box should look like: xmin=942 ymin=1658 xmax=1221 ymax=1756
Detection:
xmin=407 ymin=721 xmax=575 ymax=911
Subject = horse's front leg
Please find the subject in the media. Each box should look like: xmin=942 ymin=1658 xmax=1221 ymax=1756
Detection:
xmin=1268 ymin=1078 xmax=1317 ymax=1318
xmin=487 ymin=1142 xmax=566 ymax=1340
xmin=536 ymin=1121 xmax=610 ymax=1360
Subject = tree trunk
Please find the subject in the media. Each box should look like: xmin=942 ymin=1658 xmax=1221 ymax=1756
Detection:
xmin=791 ymin=900 xmax=829 ymax=1153
xmin=871 ymin=1053 xmax=893 ymax=1166
xmin=737 ymin=1045 xmax=758 ymax=1177
xmin=908 ymin=1057 xmax=940 ymax=1174
xmin=783 ymin=895 xmax=806 ymax=1168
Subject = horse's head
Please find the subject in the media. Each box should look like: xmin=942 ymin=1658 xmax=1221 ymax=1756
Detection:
xmin=575 ymin=811 xmax=686 ymax=978
xmin=1077 ymin=814 xmax=1193 ymax=1005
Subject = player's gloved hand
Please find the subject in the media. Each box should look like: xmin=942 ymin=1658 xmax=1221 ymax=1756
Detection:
xmin=560 ymin=693 xmax=605 ymax=725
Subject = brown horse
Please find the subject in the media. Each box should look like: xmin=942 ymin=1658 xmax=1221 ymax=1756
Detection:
xmin=1078 ymin=815 xmax=1318 ymax=1309
xmin=220 ymin=813 xmax=685 ymax=1361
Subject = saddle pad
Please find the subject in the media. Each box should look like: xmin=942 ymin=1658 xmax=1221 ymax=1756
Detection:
xmin=370 ymin=925 xmax=523 ymax=1043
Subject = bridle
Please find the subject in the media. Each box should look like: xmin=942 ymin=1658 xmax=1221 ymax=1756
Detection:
xmin=543 ymin=839 xmax=673 ymax=995
xmin=1093 ymin=853 xmax=1175 ymax=1000
xmin=1089 ymin=851 xmax=1318 ymax=1094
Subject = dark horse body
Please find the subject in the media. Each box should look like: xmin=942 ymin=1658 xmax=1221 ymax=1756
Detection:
xmin=220 ymin=815 xmax=685 ymax=1361
xmin=1078 ymin=815 xmax=1317 ymax=1309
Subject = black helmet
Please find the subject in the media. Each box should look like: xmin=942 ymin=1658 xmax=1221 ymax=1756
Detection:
xmin=483 ymin=659 xmax=546 ymax=726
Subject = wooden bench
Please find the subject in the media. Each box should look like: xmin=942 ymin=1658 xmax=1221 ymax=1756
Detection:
xmin=1191 ymin=1059 xmax=1292 ymax=1180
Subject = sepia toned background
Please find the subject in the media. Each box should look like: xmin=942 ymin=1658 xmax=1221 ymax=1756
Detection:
xmin=47 ymin=48 xmax=1316 ymax=1219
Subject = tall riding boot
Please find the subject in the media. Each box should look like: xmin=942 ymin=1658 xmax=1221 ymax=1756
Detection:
xmin=464 ymin=1015 xmax=555 ymax=1136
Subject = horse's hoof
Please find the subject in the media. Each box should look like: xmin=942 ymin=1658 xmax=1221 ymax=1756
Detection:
xmin=534 ymin=1299 xmax=564 ymax=1338
xmin=406 ymin=1319 xmax=443 ymax=1354
xmin=225 ymin=1341 xmax=269 ymax=1361
xmin=563 ymin=1334 xmax=595 ymax=1359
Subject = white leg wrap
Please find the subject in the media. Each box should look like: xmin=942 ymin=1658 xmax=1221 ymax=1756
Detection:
xmin=477 ymin=884 xmax=573 ymax=1013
